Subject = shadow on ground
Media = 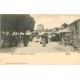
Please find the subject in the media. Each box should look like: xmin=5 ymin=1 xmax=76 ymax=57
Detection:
xmin=0 ymin=47 xmax=17 ymax=53
xmin=0 ymin=43 xmax=23 ymax=53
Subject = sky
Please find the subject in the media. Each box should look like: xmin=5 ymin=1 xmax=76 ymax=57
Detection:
xmin=30 ymin=14 xmax=80 ymax=29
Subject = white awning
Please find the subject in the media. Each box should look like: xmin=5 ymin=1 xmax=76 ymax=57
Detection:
xmin=57 ymin=27 xmax=71 ymax=33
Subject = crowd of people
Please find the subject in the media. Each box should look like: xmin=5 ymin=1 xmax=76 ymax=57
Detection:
xmin=0 ymin=31 xmax=60 ymax=48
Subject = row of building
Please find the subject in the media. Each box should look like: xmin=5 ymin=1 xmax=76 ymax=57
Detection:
xmin=55 ymin=19 xmax=80 ymax=49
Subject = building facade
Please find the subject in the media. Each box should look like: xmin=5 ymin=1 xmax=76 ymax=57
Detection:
xmin=37 ymin=24 xmax=44 ymax=31
xmin=69 ymin=19 xmax=80 ymax=38
xmin=58 ymin=19 xmax=80 ymax=49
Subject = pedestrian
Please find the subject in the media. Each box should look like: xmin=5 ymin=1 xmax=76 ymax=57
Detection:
xmin=41 ymin=35 xmax=46 ymax=47
xmin=8 ymin=32 xmax=14 ymax=47
xmin=48 ymin=34 xmax=52 ymax=42
xmin=13 ymin=32 xmax=19 ymax=47
xmin=22 ymin=33 xmax=29 ymax=47
xmin=44 ymin=33 xmax=48 ymax=44
xmin=29 ymin=34 xmax=33 ymax=42
xmin=36 ymin=34 xmax=40 ymax=42
xmin=1 ymin=32 xmax=9 ymax=48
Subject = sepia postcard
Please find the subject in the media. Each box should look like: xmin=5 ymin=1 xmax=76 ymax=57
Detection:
xmin=0 ymin=14 xmax=80 ymax=64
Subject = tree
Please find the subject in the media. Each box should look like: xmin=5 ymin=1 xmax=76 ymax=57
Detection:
xmin=1 ymin=14 xmax=35 ymax=33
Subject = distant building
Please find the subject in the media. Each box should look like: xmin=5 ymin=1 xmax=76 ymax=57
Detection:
xmin=37 ymin=24 xmax=44 ymax=31
xmin=61 ymin=23 xmax=68 ymax=29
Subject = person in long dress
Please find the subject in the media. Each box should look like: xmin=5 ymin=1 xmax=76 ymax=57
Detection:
xmin=22 ymin=33 xmax=29 ymax=47
xmin=40 ymin=35 xmax=46 ymax=47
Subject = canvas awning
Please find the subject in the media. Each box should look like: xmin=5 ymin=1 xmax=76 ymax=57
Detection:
xmin=57 ymin=27 xmax=71 ymax=33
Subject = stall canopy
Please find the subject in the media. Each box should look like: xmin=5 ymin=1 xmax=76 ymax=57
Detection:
xmin=57 ymin=27 xmax=71 ymax=33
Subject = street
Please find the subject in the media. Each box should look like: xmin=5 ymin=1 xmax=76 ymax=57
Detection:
xmin=0 ymin=41 xmax=80 ymax=64
xmin=15 ymin=41 xmax=72 ymax=53
xmin=0 ymin=41 xmax=73 ymax=53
